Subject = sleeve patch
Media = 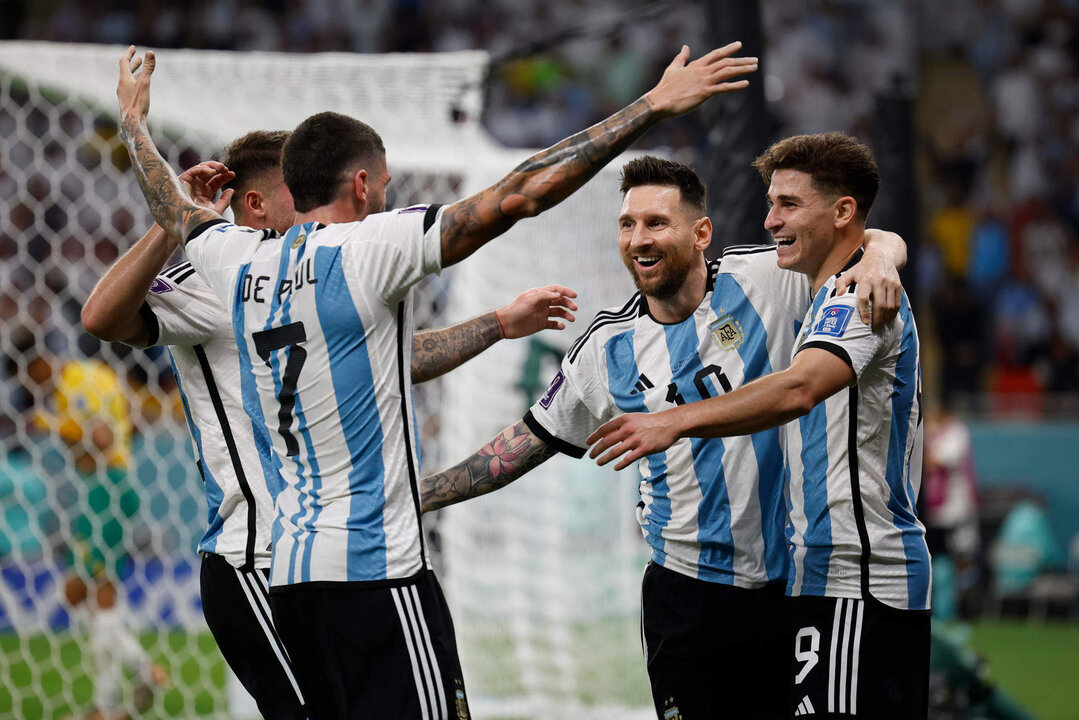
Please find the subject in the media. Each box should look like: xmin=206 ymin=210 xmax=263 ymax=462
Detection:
xmin=538 ymin=370 xmax=566 ymax=410
xmin=811 ymin=305 xmax=854 ymax=338
xmin=149 ymin=278 xmax=173 ymax=294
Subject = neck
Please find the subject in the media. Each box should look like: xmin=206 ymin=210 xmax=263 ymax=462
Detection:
xmin=809 ymin=229 xmax=864 ymax=295
xmin=295 ymin=198 xmax=367 ymax=226
xmin=645 ymin=259 xmax=708 ymax=323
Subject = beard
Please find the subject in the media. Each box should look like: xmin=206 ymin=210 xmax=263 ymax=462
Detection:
xmin=622 ymin=244 xmax=699 ymax=299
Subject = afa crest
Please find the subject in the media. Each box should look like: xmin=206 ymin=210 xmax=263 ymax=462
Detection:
xmin=662 ymin=697 xmax=683 ymax=720
xmin=709 ymin=311 xmax=745 ymax=351
xmin=291 ymin=232 xmax=307 ymax=249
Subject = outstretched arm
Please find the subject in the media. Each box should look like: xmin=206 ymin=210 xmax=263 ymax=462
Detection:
xmin=438 ymin=43 xmax=758 ymax=266
xmin=116 ymin=47 xmax=223 ymax=245
xmin=421 ymin=420 xmax=558 ymax=513
xmin=412 ymin=285 xmax=577 ymax=383
xmin=586 ymin=348 xmax=854 ymax=471
xmin=82 ymin=163 xmax=234 ymax=344
xmin=836 ymin=229 xmax=907 ymax=331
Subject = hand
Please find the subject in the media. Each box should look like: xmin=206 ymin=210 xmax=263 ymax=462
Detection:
xmin=836 ymin=245 xmax=901 ymax=331
xmin=494 ymin=285 xmax=579 ymax=339
xmin=643 ymin=42 xmax=758 ymax=119
xmin=586 ymin=412 xmax=680 ymax=471
xmin=179 ymin=161 xmax=235 ymax=213
xmin=117 ymin=46 xmax=155 ymax=127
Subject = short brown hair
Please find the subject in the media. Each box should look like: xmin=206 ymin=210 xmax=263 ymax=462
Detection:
xmin=283 ymin=112 xmax=386 ymax=213
xmin=620 ymin=155 xmax=707 ymax=217
xmin=752 ymin=132 xmax=879 ymax=221
xmin=217 ymin=130 xmax=290 ymax=213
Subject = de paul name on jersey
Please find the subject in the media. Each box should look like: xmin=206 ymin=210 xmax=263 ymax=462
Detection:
xmin=240 ymin=257 xmax=318 ymax=304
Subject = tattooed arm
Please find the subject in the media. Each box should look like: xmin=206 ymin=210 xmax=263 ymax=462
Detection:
xmin=420 ymin=421 xmax=558 ymax=513
xmin=438 ymin=43 xmax=758 ymax=267
xmin=411 ymin=285 xmax=577 ymax=383
xmin=116 ymin=47 xmax=226 ymax=246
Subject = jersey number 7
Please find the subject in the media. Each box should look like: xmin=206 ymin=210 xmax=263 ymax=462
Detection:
xmin=253 ymin=321 xmax=308 ymax=457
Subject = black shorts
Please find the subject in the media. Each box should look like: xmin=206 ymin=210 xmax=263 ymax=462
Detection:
xmin=641 ymin=561 xmax=789 ymax=720
xmin=787 ymin=595 xmax=930 ymax=719
xmin=199 ymin=553 xmax=306 ymax=720
xmin=269 ymin=570 xmax=469 ymax=720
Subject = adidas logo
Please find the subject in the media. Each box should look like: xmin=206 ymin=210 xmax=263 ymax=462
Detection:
xmin=630 ymin=373 xmax=654 ymax=395
xmin=794 ymin=695 xmax=816 ymax=716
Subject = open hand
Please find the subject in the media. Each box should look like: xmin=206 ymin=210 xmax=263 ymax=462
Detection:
xmin=586 ymin=412 xmax=680 ymax=471
xmin=179 ymin=161 xmax=235 ymax=214
xmin=495 ymin=285 xmax=579 ymax=339
xmin=835 ymin=245 xmax=901 ymax=331
xmin=117 ymin=46 xmax=155 ymax=129
xmin=644 ymin=42 xmax=758 ymax=119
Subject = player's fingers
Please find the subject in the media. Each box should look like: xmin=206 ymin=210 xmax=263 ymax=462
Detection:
xmin=214 ymin=188 xmax=234 ymax=213
xmin=130 ymin=56 xmax=143 ymax=73
xmin=614 ymin=450 xmax=643 ymax=472
xmin=667 ymin=44 xmax=691 ymax=69
xmin=120 ymin=45 xmax=136 ymax=71
xmin=139 ymin=51 xmax=156 ymax=81
xmin=548 ymin=308 xmax=576 ymax=322
xmin=711 ymin=80 xmax=750 ymax=94
xmin=835 ymin=271 xmax=850 ymax=296
xmin=547 ymin=320 xmax=566 ymax=331
xmin=543 ymin=284 xmax=578 ymax=298
xmin=586 ymin=419 xmax=619 ymax=448
xmin=698 ymin=41 xmax=744 ymax=64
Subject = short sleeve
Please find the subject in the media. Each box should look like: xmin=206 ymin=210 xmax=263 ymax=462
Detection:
xmin=525 ymin=349 xmax=613 ymax=458
xmin=798 ymin=294 xmax=887 ymax=380
xmin=186 ymin=220 xmax=269 ymax=304
xmin=135 ymin=265 xmax=226 ymax=348
xmin=339 ymin=205 xmax=444 ymax=304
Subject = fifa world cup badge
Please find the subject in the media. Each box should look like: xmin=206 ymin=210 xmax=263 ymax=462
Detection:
xmin=709 ymin=311 xmax=745 ymax=351
xmin=662 ymin=697 xmax=683 ymax=720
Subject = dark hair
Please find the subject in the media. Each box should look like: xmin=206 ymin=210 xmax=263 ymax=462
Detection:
xmin=282 ymin=112 xmax=386 ymax=213
xmin=619 ymin=155 xmax=707 ymax=216
xmin=217 ymin=130 xmax=290 ymax=214
xmin=752 ymin=132 xmax=880 ymax=220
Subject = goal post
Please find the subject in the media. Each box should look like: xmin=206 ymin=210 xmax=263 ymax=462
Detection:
xmin=0 ymin=41 xmax=654 ymax=719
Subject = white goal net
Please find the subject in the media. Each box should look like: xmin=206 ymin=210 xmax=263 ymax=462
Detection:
xmin=0 ymin=42 xmax=654 ymax=719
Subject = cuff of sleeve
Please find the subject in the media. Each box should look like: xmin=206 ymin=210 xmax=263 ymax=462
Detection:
xmin=523 ymin=410 xmax=587 ymax=459
xmin=797 ymin=340 xmax=853 ymax=369
xmin=139 ymin=301 xmax=160 ymax=347
xmin=186 ymin=218 xmax=229 ymax=246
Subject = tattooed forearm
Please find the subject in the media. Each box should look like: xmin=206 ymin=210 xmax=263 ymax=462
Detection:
xmin=420 ymin=421 xmax=557 ymax=513
xmin=411 ymin=313 xmax=502 ymax=383
xmin=440 ymin=98 xmax=656 ymax=265
xmin=119 ymin=117 xmax=216 ymax=244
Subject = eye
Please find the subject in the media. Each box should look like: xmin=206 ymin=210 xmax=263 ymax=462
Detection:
xmin=619 ymin=219 xmax=634 ymax=230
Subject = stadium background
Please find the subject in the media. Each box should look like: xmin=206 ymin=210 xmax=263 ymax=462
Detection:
xmin=1 ymin=0 xmax=1078 ymax=718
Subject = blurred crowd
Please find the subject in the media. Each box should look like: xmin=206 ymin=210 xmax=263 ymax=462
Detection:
xmin=3 ymin=0 xmax=1077 ymax=415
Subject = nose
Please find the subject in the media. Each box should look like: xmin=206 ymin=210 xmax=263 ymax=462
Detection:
xmin=764 ymin=205 xmax=781 ymax=233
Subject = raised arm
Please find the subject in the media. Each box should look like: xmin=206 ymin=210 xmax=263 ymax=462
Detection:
xmin=420 ymin=420 xmax=558 ymax=513
xmin=82 ymin=163 xmax=234 ymax=344
xmin=836 ymin=229 xmax=908 ymax=331
xmin=412 ymin=285 xmax=577 ymax=383
xmin=116 ymin=47 xmax=223 ymax=246
xmin=438 ymin=43 xmax=758 ymax=266
xmin=585 ymin=347 xmax=855 ymax=471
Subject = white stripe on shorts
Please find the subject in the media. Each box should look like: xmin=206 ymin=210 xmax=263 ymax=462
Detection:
xmin=391 ymin=586 xmax=447 ymax=720
xmin=234 ymin=567 xmax=305 ymax=704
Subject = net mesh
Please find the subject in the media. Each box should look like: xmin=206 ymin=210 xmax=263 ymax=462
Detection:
xmin=0 ymin=42 xmax=654 ymax=719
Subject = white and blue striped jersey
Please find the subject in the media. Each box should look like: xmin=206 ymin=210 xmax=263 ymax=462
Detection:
xmin=186 ymin=205 xmax=444 ymax=588
xmin=527 ymin=247 xmax=809 ymax=587
xmin=138 ymin=262 xmax=281 ymax=571
xmin=785 ymin=252 xmax=930 ymax=610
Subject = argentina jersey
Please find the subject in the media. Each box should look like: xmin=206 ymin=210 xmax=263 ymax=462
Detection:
xmin=527 ymin=246 xmax=808 ymax=587
xmin=138 ymin=261 xmax=281 ymax=571
xmin=186 ymin=205 xmax=445 ymax=588
xmin=785 ymin=251 xmax=930 ymax=610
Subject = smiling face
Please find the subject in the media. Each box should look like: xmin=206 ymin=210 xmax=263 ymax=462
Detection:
xmin=618 ymin=185 xmax=707 ymax=300
xmin=764 ymin=168 xmax=846 ymax=282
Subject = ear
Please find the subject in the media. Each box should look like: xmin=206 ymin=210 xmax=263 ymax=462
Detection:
xmin=693 ymin=216 xmax=713 ymax=252
xmin=834 ymin=196 xmax=857 ymax=229
xmin=244 ymin=189 xmax=265 ymax=219
xmin=350 ymin=168 xmax=369 ymax=205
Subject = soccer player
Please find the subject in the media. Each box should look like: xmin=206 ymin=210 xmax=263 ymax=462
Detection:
xmin=114 ymin=40 xmax=759 ymax=717
xmin=416 ymin=155 xmax=905 ymax=720
xmin=81 ymin=130 xmax=578 ymax=719
xmin=589 ymin=134 xmax=930 ymax=719
xmin=34 ymin=358 xmax=168 ymax=719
